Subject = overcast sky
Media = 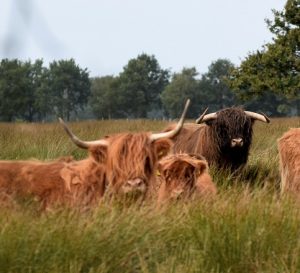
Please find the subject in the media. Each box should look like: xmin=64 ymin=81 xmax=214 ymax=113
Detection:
xmin=0 ymin=0 xmax=286 ymax=77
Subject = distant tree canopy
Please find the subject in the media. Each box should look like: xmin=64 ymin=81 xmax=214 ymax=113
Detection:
xmin=90 ymin=54 xmax=170 ymax=119
xmin=161 ymin=60 xmax=238 ymax=118
xmin=229 ymin=0 xmax=299 ymax=101
xmin=47 ymin=59 xmax=91 ymax=121
xmin=0 ymin=42 xmax=299 ymax=121
xmin=117 ymin=53 xmax=170 ymax=118
xmin=199 ymin=59 xmax=236 ymax=112
xmin=161 ymin=67 xmax=200 ymax=118
xmin=0 ymin=58 xmax=91 ymax=121
xmin=90 ymin=76 xmax=120 ymax=119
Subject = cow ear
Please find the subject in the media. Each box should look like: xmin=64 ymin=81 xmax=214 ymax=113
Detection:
xmin=193 ymin=160 xmax=208 ymax=176
xmin=204 ymin=120 xmax=214 ymax=126
xmin=88 ymin=145 xmax=108 ymax=163
xmin=153 ymin=139 xmax=173 ymax=159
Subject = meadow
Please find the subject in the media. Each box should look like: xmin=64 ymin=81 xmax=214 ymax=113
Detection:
xmin=0 ymin=117 xmax=299 ymax=273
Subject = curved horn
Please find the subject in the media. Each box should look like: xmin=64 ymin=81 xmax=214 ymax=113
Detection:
xmin=195 ymin=107 xmax=209 ymax=124
xmin=150 ymin=99 xmax=191 ymax=142
xmin=196 ymin=110 xmax=218 ymax=124
xmin=59 ymin=118 xmax=109 ymax=149
xmin=244 ymin=111 xmax=270 ymax=123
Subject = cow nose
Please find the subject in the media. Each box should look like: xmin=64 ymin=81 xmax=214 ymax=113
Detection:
xmin=171 ymin=189 xmax=184 ymax=199
xmin=126 ymin=178 xmax=144 ymax=187
xmin=231 ymin=138 xmax=243 ymax=147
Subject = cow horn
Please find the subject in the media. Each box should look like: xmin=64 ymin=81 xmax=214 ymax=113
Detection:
xmin=244 ymin=111 xmax=270 ymax=123
xmin=195 ymin=107 xmax=209 ymax=124
xmin=195 ymin=110 xmax=218 ymax=124
xmin=150 ymin=99 xmax=190 ymax=142
xmin=59 ymin=118 xmax=109 ymax=149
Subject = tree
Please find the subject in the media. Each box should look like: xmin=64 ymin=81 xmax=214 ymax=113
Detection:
xmin=161 ymin=67 xmax=201 ymax=118
xmin=228 ymin=0 xmax=300 ymax=103
xmin=90 ymin=76 xmax=121 ymax=119
xmin=0 ymin=59 xmax=32 ymax=121
xmin=117 ymin=54 xmax=169 ymax=118
xmin=24 ymin=59 xmax=46 ymax=121
xmin=199 ymin=59 xmax=237 ymax=112
xmin=47 ymin=59 xmax=91 ymax=121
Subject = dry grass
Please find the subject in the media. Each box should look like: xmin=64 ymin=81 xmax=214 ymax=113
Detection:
xmin=0 ymin=117 xmax=299 ymax=273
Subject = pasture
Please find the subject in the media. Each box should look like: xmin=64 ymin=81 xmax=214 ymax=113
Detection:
xmin=0 ymin=117 xmax=299 ymax=273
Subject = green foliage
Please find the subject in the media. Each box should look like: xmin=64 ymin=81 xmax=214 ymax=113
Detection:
xmin=89 ymin=54 xmax=170 ymax=119
xmin=90 ymin=76 xmax=121 ymax=119
xmin=161 ymin=60 xmax=237 ymax=118
xmin=0 ymin=59 xmax=39 ymax=121
xmin=117 ymin=53 xmax=170 ymax=118
xmin=199 ymin=59 xmax=237 ymax=112
xmin=161 ymin=67 xmax=201 ymax=118
xmin=229 ymin=0 xmax=300 ymax=101
xmin=0 ymin=59 xmax=91 ymax=122
xmin=47 ymin=59 xmax=91 ymax=121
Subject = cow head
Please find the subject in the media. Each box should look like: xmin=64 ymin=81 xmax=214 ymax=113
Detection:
xmin=157 ymin=153 xmax=214 ymax=202
xmin=196 ymin=107 xmax=270 ymax=152
xmin=59 ymin=100 xmax=190 ymax=199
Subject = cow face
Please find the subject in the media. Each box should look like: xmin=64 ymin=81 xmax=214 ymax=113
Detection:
xmin=157 ymin=154 xmax=210 ymax=202
xmin=196 ymin=107 xmax=269 ymax=153
xmin=103 ymin=134 xmax=172 ymax=197
xmin=208 ymin=108 xmax=253 ymax=152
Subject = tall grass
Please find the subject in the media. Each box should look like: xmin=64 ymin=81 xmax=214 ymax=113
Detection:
xmin=0 ymin=117 xmax=299 ymax=273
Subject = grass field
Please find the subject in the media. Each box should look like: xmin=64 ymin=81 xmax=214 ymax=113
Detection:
xmin=0 ymin=117 xmax=299 ymax=273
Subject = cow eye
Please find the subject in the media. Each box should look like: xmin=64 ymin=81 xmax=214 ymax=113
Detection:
xmin=145 ymin=157 xmax=152 ymax=175
xmin=184 ymin=169 xmax=193 ymax=179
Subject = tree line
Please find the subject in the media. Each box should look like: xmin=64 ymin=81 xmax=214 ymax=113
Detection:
xmin=0 ymin=0 xmax=298 ymax=122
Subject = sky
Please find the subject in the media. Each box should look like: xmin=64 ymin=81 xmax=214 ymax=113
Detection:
xmin=0 ymin=0 xmax=286 ymax=77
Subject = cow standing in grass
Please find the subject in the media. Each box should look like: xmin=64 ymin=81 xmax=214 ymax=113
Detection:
xmin=164 ymin=107 xmax=270 ymax=171
xmin=156 ymin=153 xmax=216 ymax=204
xmin=278 ymin=128 xmax=300 ymax=196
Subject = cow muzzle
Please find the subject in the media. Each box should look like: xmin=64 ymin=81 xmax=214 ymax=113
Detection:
xmin=231 ymin=138 xmax=244 ymax=148
xmin=122 ymin=178 xmax=147 ymax=195
xmin=170 ymin=188 xmax=184 ymax=200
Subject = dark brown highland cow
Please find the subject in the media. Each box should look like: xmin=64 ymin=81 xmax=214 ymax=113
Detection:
xmin=164 ymin=107 xmax=270 ymax=171
xmin=157 ymin=153 xmax=217 ymax=204
xmin=278 ymin=128 xmax=300 ymax=196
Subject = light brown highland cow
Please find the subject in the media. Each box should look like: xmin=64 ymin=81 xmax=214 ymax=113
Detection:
xmin=0 ymin=100 xmax=190 ymax=209
xmin=278 ymin=128 xmax=300 ymax=196
xmin=156 ymin=153 xmax=217 ymax=204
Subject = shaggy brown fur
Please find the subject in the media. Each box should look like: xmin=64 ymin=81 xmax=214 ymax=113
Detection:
xmin=0 ymin=132 xmax=172 ymax=208
xmin=99 ymin=133 xmax=172 ymax=198
xmin=164 ymin=107 xmax=255 ymax=171
xmin=278 ymin=128 xmax=300 ymax=195
xmin=0 ymin=156 xmax=106 ymax=209
xmin=156 ymin=153 xmax=217 ymax=204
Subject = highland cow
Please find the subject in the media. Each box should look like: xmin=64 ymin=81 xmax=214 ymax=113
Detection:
xmin=278 ymin=128 xmax=300 ymax=195
xmin=59 ymin=99 xmax=190 ymax=200
xmin=156 ymin=153 xmax=216 ymax=204
xmin=0 ymin=100 xmax=189 ymax=208
xmin=164 ymin=107 xmax=270 ymax=171
xmin=0 ymin=156 xmax=106 ymax=209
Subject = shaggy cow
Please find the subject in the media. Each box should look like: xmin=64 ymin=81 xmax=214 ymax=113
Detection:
xmin=58 ymin=99 xmax=190 ymax=200
xmin=0 ymin=156 xmax=106 ymax=209
xmin=0 ymin=100 xmax=190 ymax=208
xmin=278 ymin=128 xmax=300 ymax=195
xmin=164 ymin=107 xmax=270 ymax=171
xmin=156 ymin=153 xmax=217 ymax=204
